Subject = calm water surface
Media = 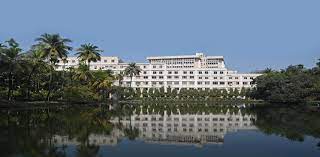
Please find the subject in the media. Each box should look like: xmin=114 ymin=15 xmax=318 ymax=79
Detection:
xmin=0 ymin=103 xmax=319 ymax=157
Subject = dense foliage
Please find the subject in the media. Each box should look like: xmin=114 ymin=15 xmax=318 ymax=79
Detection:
xmin=0 ymin=36 xmax=115 ymax=102
xmin=252 ymin=63 xmax=320 ymax=103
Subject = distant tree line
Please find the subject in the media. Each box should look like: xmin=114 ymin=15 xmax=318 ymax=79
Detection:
xmin=251 ymin=62 xmax=320 ymax=103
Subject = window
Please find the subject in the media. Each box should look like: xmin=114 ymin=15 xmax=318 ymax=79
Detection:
xmin=111 ymin=60 xmax=115 ymax=63
xmin=214 ymin=71 xmax=217 ymax=74
xmin=205 ymin=81 xmax=210 ymax=85
xmin=183 ymin=71 xmax=187 ymax=74
xmin=174 ymin=76 xmax=179 ymax=79
xmin=213 ymin=82 xmax=218 ymax=85
xmin=152 ymin=76 xmax=156 ymax=79
xmin=199 ymin=77 xmax=202 ymax=79
xmin=190 ymin=76 xmax=194 ymax=79
xmin=182 ymin=76 xmax=187 ymax=79
xmin=220 ymin=82 xmax=225 ymax=85
xmin=159 ymin=76 xmax=164 ymax=79
xmin=153 ymin=65 xmax=156 ymax=68
xmin=143 ymin=71 xmax=147 ymax=74
xmin=143 ymin=76 xmax=148 ymax=79
xmin=199 ymin=71 xmax=202 ymax=74
xmin=190 ymin=71 xmax=194 ymax=74
xmin=104 ymin=60 xmax=107 ymax=63
xmin=153 ymin=71 xmax=157 ymax=74
xmin=167 ymin=76 xmax=172 ymax=79
xmin=168 ymin=71 xmax=172 ymax=74
xmin=159 ymin=71 xmax=163 ymax=74
xmin=174 ymin=71 xmax=178 ymax=74
xmin=220 ymin=71 xmax=224 ymax=74
xmin=214 ymin=77 xmax=217 ymax=79
xmin=197 ymin=82 xmax=202 ymax=85
xmin=205 ymin=71 xmax=208 ymax=74
xmin=205 ymin=77 xmax=209 ymax=79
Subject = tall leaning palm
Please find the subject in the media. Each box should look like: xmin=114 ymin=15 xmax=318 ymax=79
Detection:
xmin=75 ymin=43 xmax=102 ymax=69
xmin=124 ymin=63 xmax=141 ymax=87
xmin=35 ymin=33 xmax=72 ymax=101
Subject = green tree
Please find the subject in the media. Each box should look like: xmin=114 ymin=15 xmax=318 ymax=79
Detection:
xmin=24 ymin=45 xmax=47 ymax=99
xmin=0 ymin=39 xmax=25 ymax=100
xmin=75 ymin=43 xmax=102 ymax=68
xmin=91 ymin=70 xmax=114 ymax=101
xmin=124 ymin=63 xmax=141 ymax=87
xmin=115 ymin=73 xmax=124 ymax=86
xmin=73 ymin=63 xmax=93 ymax=83
xmin=35 ymin=33 xmax=72 ymax=101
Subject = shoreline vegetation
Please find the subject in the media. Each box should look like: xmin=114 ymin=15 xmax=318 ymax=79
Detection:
xmin=0 ymin=34 xmax=320 ymax=107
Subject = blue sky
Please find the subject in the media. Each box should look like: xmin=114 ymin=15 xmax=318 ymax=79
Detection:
xmin=0 ymin=0 xmax=319 ymax=72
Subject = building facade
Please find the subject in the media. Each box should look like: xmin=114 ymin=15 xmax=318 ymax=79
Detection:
xmin=56 ymin=53 xmax=261 ymax=91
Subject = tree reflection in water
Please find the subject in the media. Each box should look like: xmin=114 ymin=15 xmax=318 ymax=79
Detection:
xmin=0 ymin=103 xmax=319 ymax=157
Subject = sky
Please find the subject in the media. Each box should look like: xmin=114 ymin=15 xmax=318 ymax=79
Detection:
xmin=0 ymin=0 xmax=319 ymax=72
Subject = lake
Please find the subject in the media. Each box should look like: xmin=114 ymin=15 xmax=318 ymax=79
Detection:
xmin=0 ymin=103 xmax=319 ymax=157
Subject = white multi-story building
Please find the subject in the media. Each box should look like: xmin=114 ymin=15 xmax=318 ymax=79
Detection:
xmin=55 ymin=52 xmax=261 ymax=91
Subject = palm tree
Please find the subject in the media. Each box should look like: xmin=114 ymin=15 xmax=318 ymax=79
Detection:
xmin=35 ymin=33 xmax=72 ymax=101
xmin=24 ymin=44 xmax=47 ymax=99
xmin=115 ymin=73 xmax=124 ymax=86
xmin=75 ymin=43 xmax=102 ymax=69
xmin=91 ymin=70 xmax=114 ymax=100
xmin=0 ymin=39 xmax=24 ymax=100
xmin=73 ymin=63 xmax=93 ymax=83
xmin=124 ymin=63 xmax=141 ymax=87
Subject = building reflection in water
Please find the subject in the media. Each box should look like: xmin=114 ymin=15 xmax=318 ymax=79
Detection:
xmin=52 ymin=109 xmax=256 ymax=147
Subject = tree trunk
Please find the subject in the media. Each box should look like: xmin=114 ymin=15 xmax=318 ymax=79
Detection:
xmin=7 ymin=71 xmax=12 ymax=101
xmin=26 ymin=66 xmax=36 ymax=100
xmin=46 ymin=67 xmax=53 ymax=102
xmin=130 ymin=75 xmax=133 ymax=88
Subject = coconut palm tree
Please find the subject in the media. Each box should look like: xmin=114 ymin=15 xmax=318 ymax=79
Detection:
xmin=24 ymin=44 xmax=47 ymax=99
xmin=35 ymin=33 xmax=72 ymax=101
xmin=91 ymin=70 xmax=114 ymax=100
xmin=124 ymin=63 xmax=141 ymax=87
xmin=115 ymin=73 xmax=124 ymax=86
xmin=73 ymin=63 xmax=93 ymax=83
xmin=75 ymin=43 xmax=102 ymax=69
xmin=0 ymin=39 xmax=25 ymax=100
